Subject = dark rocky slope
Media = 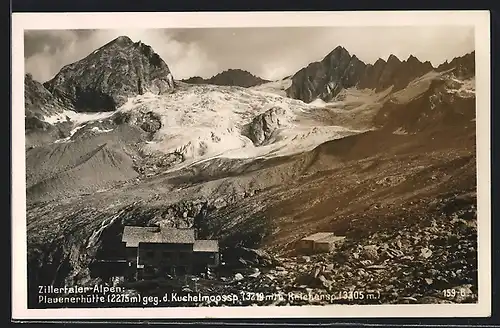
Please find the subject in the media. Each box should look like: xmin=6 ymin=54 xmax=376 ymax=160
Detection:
xmin=436 ymin=51 xmax=475 ymax=79
xmin=374 ymin=78 xmax=475 ymax=134
xmin=25 ymin=73 xmax=64 ymax=118
xmin=43 ymin=36 xmax=175 ymax=112
xmin=182 ymin=69 xmax=269 ymax=88
xmin=25 ymin=74 xmax=74 ymax=147
xmin=25 ymin=112 xmax=183 ymax=203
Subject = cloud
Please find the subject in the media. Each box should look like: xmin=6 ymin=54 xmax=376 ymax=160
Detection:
xmin=258 ymin=63 xmax=291 ymax=81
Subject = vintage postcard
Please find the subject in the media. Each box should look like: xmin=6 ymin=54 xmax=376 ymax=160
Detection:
xmin=11 ymin=11 xmax=491 ymax=320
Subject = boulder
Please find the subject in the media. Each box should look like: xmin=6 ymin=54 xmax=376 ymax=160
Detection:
xmin=223 ymin=246 xmax=278 ymax=268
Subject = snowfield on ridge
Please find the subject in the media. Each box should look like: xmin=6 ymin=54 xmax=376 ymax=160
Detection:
xmin=123 ymin=83 xmax=368 ymax=168
xmin=47 ymin=82 xmax=371 ymax=171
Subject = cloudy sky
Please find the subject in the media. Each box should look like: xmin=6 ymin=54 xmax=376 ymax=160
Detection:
xmin=24 ymin=26 xmax=475 ymax=83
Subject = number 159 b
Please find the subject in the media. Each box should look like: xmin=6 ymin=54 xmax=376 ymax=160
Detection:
xmin=443 ymin=289 xmax=466 ymax=298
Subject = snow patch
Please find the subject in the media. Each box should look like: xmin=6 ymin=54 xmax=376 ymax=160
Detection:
xmin=91 ymin=126 xmax=114 ymax=133
xmin=332 ymin=87 xmax=393 ymax=111
xmin=44 ymin=110 xmax=115 ymax=125
xmin=393 ymin=127 xmax=409 ymax=135
xmin=446 ymin=77 xmax=475 ymax=98
xmin=249 ymin=78 xmax=292 ymax=97
xmin=117 ymin=85 xmax=327 ymax=159
xmin=53 ymin=125 xmax=86 ymax=143
xmin=112 ymin=84 xmax=371 ymax=171
xmin=309 ymin=98 xmax=329 ymax=107
xmin=45 ymin=83 xmax=375 ymax=171
xmin=390 ymin=72 xmax=442 ymax=104
xmin=165 ymin=125 xmax=369 ymax=173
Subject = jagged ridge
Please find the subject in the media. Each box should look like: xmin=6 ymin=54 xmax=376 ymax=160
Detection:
xmin=436 ymin=51 xmax=475 ymax=79
xmin=182 ymin=69 xmax=270 ymax=88
xmin=285 ymin=45 xmax=460 ymax=103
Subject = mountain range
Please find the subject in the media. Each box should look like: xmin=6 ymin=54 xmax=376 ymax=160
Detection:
xmin=24 ymin=35 xmax=477 ymax=307
xmin=286 ymin=45 xmax=475 ymax=104
xmin=181 ymin=68 xmax=270 ymax=88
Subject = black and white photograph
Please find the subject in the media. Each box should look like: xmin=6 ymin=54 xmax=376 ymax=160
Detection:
xmin=12 ymin=11 xmax=491 ymax=319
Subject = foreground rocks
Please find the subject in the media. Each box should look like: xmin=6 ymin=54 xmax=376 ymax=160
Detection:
xmin=186 ymin=194 xmax=477 ymax=306
xmin=87 ymin=192 xmax=477 ymax=308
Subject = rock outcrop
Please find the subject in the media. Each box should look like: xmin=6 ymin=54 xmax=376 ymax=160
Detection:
xmin=43 ymin=36 xmax=175 ymax=112
xmin=244 ymin=106 xmax=289 ymax=146
xmin=286 ymin=46 xmax=434 ymax=103
xmin=182 ymin=69 xmax=269 ymax=88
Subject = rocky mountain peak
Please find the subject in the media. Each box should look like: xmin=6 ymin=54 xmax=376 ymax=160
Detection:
xmin=374 ymin=58 xmax=386 ymax=65
xmin=326 ymin=45 xmax=350 ymax=57
xmin=43 ymin=36 xmax=175 ymax=112
xmin=406 ymin=54 xmax=420 ymax=63
xmin=386 ymin=54 xmax=401 ymax=65
xmin=110 ymin=35 xmax=134 ymax=47
xmin=286 ymin=45 xmax=367 ymax=103
xmin=88 ymin=36 xmax=136 ymax=58
xmin=321 ymin=46 xmax=352 ymax=67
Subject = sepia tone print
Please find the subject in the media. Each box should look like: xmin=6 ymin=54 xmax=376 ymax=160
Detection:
xmin=13 ymin=13 xmax=489 ymax=319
